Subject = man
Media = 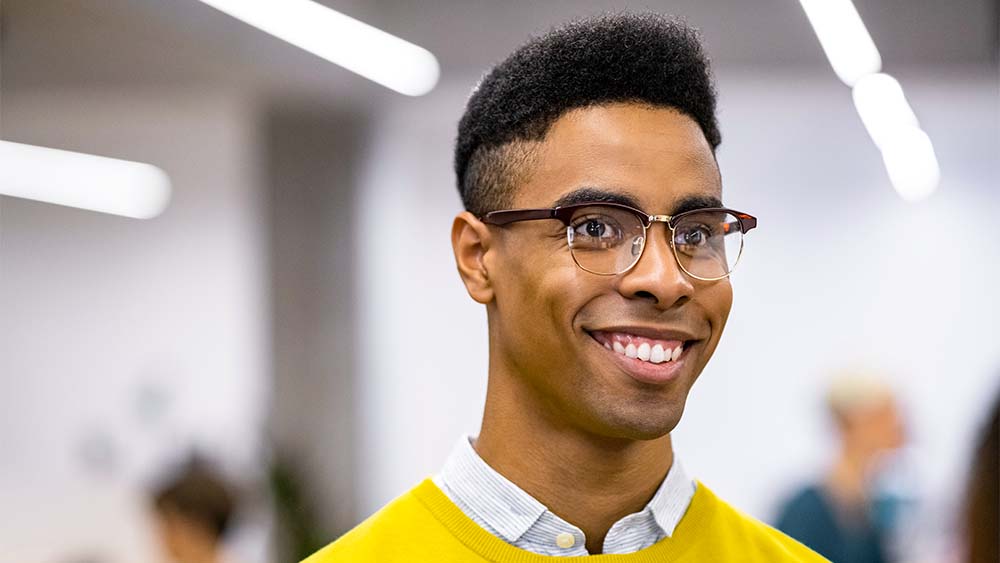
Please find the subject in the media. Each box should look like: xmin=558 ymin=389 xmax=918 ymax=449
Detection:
xmin=776 ymin=372 xmax=908 ymax=563
xmin=306 ymin=12 xmax=826 ymax=561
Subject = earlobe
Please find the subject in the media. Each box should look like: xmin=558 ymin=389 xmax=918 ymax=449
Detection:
xmin=451 ymin=211 xmax=495 ymax=304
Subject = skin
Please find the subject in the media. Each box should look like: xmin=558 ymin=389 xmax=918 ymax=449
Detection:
xmin=452 ymin=102 xmax=733 ymax=554
xmin=154 ymin=508 xmax=224 ymax=563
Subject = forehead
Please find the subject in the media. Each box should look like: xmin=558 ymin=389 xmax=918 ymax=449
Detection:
xmin=513 ymin=103 xmax=721 ymax=212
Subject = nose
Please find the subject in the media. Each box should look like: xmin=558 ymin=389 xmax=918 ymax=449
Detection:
xmin=615 ymin=223 xmax=694 ymax=308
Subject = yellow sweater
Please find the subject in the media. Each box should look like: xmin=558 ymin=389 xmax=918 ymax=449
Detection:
xmin=304 ymin=479 xmax=829 ymax=562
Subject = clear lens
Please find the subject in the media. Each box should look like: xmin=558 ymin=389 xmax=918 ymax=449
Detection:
xmin=564 ymin=206 xmax=745 ymax=278
xmin=671 ymin=210 xmax=744 ymax=280
xmin=566 ymin=205 xmax=645 ymax=275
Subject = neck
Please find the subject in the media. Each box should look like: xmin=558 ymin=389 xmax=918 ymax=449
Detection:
xmin=171 ymin=548 xmax=220 ymax=563
xmin=174 ymin=536 xmax=222 ymax=563
xmin=827 ymin=442 xmax=875 ymax=508
xmin=475 ymin=368 xmax=674 ymax=555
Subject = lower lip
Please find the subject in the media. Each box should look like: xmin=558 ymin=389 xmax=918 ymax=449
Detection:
xmin=589 ymin=334 xmax=690 ymax=385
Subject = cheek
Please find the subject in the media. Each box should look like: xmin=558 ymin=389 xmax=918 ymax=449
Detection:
xmin=492 ymin=245 xmax=594 ymax=352
xmin=497 ymin=262 xmax=582 ymax=327
xmin=702 ymin=279 xmax=734 ymax=329
xmin=691 ymin=280 xmax=733 ymax=369
xmin=494 ymin=234 xmax=575 ymax=314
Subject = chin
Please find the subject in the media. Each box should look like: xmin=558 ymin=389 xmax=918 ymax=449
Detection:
xmin=590 ymin=400 xmax=685 ymax=441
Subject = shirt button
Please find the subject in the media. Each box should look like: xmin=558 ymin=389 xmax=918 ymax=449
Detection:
xmin=555 ymin=532 xmax=576 ymax=549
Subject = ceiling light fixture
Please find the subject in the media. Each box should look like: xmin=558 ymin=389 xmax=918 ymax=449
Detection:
xmin=196 ymin=0 xmax=440 ymax=96
xmin=0 ymin=141 xmax=172 ymax=219
xmin=799 ymin=0 xmax=940 ymax=201
xmin=851 ymin=73 xmax=919 ymax=150
xmin=798 ymin=0 xmax=882 ymax=86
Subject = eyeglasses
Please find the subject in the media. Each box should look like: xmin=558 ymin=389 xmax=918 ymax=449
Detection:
xmin=481 ymin=202 xmax=757 ymax=280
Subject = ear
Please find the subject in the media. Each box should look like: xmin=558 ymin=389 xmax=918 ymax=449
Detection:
xmin=451 ymin=211 xmax=496 ymax=304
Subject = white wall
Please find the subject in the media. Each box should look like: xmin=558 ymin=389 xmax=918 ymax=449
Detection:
xmin=355 ymin=67 xmax=999 ymax=549
xmin=266 ymin=108 xmax=364 ymax=538
xmin=355 ymin=80 xmax=485 ymax=512
xmin=0 ymin=88 xmax=271 ymax=562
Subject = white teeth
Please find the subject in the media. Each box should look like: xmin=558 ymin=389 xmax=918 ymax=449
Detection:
xmin=636 ymin=342 xmax=651 ymax=361
xmin=650 ymin=344 xmax=665 ymax=364
xmin=606 ymin=338 xmax=684 ymax=365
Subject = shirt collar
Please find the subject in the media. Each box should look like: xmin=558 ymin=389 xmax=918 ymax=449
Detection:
xmin=646 ymin=450 xmax=695 ymax=537
xmin=437 ymin=435 xmax=547 ymax=542
xmin=436 ymin=434 xmax=694 ymax=543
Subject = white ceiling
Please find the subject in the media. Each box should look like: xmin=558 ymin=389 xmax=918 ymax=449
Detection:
xmin=2 ymin=0 xmax=997 ymax=105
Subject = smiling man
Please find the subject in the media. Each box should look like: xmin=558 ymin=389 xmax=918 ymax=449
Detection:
xmin=305 ymin=13 xmax=826 ymax=562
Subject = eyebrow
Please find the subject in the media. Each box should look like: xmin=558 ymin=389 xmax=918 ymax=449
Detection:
xmin=670 ymin=194 xmax=724 ymax=215
xmin=552 ymin=187 xmax=723 ymax=215
xmin=552 ymin=187 xmax=641 ymax=209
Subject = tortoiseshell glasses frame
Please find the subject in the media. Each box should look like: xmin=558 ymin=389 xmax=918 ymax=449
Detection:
xmin=481 ymin=201 xmax=757 ymax=281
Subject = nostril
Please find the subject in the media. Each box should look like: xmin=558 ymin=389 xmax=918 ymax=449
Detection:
xmin=634 ymin=290 xmax=658 ymax=303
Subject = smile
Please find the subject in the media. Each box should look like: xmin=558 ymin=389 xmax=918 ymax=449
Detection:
xmin=587 ymin=329 xmax=697 ymax=384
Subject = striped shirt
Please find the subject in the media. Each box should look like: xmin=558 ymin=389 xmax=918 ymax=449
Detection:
xmin=432 ymin=435 xmax=696 ymax=556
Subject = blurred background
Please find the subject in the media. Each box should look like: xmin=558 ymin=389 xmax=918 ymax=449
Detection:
xmin=0 ymin=1 xmax=996 ymax=562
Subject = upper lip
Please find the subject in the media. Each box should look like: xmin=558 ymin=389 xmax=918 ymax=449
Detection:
xmin=585 ymin=325 xmax=702 ymax=342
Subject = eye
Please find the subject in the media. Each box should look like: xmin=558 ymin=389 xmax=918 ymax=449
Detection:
xmin=584 ymin=219 xmax=606 ymax=238
xmin=565 ymin=206 xmax=641 ymax=252
xmin=675 ymin=223 xmax=713 ymax=247
xmin=571 ymin=216 xmax=622 ymax=241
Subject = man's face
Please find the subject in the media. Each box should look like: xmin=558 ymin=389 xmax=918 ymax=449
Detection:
xmin=485 ymin=103 xmax=732 ymax=440
xmin=843 ymin=397 xmax=907 ymax=454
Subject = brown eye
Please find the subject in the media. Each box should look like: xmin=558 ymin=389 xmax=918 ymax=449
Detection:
xmin=571 ymin=215 xmax=622 ymax=242
xmin=565 ymin=205 xmax=647 ymax=274
xmin=678 ymin=225 xmax=711 ymax=246
xmin=583 ymin=219 xmax=606 ymax=238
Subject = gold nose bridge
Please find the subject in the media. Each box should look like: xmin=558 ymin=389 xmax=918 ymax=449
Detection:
xmin=632 ymin=215 xmax=678 ymax=269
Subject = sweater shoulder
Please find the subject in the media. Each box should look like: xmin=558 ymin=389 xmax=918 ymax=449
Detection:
xmin=301 ymin=480 xmax=481 ymax=563
xmin=694 ymin=484 xmax=831 ymax=563
xmin=301 ymin=484 xmax=430 ymax=563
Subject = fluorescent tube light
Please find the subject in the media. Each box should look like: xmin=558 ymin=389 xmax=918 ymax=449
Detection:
xmin=852 ymin=73 xmax=919 ymax=150
xmin=880 ymin=126 xmax=940 ymax=202
xmin=197 ymin=0 xmax=440 ymax=96
xmin=799 ymin=0 xmax=882 ymax=86
xmin=0 ymin=141 xmax=172 ymax=219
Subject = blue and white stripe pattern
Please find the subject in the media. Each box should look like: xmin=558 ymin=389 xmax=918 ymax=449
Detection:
xmin=432 ymin=435 xmax=696 ymax=556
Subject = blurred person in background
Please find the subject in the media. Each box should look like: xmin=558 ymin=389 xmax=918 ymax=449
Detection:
xmin=776 ymin=371 xmax=908 ymax=563
xmin=961 ymin=387 xmax=998 ymax=563
xmin=151 ymin=457 xmax=237 ymax=563
xmin=306 ymin=12 xmax=824 ymax=562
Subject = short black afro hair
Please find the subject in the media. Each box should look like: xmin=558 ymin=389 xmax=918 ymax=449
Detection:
xmin=455 ymin=12 xmax=721 ymax=217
